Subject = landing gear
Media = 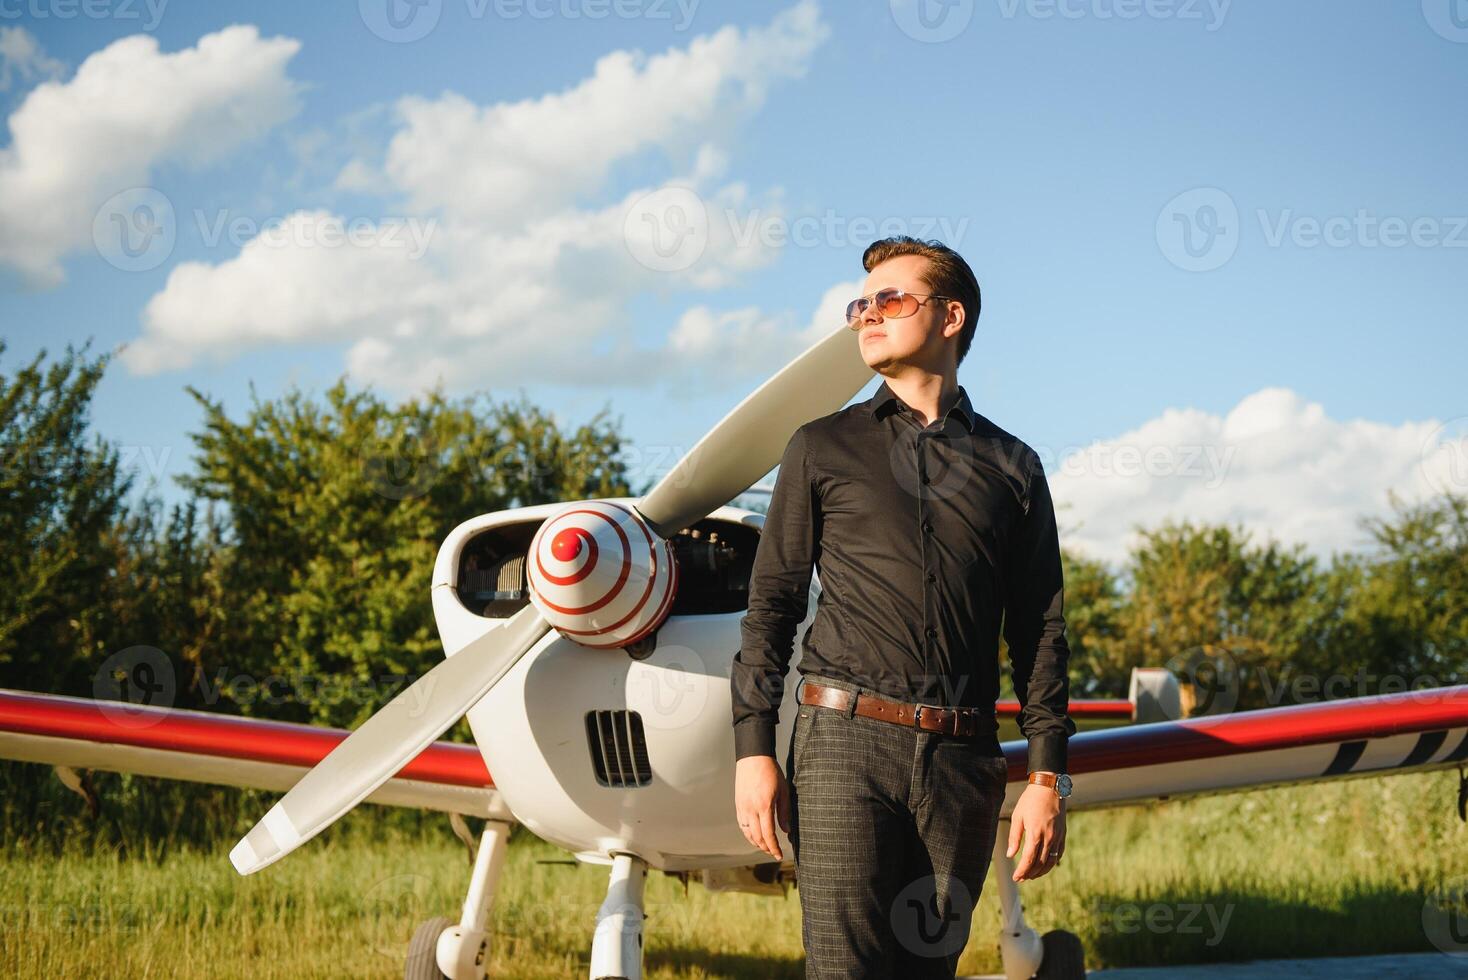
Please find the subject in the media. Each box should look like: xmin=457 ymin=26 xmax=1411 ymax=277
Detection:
xmin=403 ymin=819 xmax=513 ymax=980
xmin=589 ymin=851 xmax=649 ymax=980
xmin=991 ymin=818 xmax=1087 ymax=979
xmin=405 ymin=917 xmax=454 ymax=980
xmin=1035 ymin=929 xmax=1086 ymax=979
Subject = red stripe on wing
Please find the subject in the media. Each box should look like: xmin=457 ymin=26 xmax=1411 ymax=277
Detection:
xmin=1015 ymin=684 xmax=1468 ymax=776
xmin=0 ymin=689 xmax=494 ymax=789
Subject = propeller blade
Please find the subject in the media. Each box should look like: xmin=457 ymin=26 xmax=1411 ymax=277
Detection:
xmin=230 ymin=604 xmax=551 ymax=875
xmin=636 ymin=322 xmax=871 ymax=538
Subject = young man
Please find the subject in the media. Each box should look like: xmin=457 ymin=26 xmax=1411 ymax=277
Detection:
xmin=730 ymin=236 xmax=1076 ymax=978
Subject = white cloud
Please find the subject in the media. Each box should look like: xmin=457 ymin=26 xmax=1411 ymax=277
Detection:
xmin=0 ymin=25 xmax=302 ymax=286
xmin=369 ymin=0 xmax=826 ymax=226
xmin=1049 ymin=386 xmax=1467 ymax=566
xmin=0 ymin=26 xmax=65 ymax=92
xmin=122 ymin=2 xmax=833 ymax=392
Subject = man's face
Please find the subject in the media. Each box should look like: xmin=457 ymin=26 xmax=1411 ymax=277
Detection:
xmin=852 ymin=254 xmax=961 ymax=373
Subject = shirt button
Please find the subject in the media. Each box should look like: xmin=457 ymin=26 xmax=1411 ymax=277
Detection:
xmin=922 ymin=521 xmax=933 ymax=534
xmin=927 ymin=572 xmax=937 ymax=583
xmin=920 ymin=474 xmax=929 ymax=485
xmin=925 ymin=627 xmax=937 ymax=639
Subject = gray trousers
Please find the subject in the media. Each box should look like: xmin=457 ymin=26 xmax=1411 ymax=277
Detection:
xmin=784 ymin=673 xmax=1008 ymax=979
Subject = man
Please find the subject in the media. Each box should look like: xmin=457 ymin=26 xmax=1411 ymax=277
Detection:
xmin=730 ymin=236 xmax=1076 ymax=978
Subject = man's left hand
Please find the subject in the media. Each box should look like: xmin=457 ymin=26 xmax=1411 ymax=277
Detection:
xmin=1007 ymin=780 xmax=1066 ymax=882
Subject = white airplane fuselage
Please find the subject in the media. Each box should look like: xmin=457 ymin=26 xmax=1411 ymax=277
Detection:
xmin=432 ymin=499 xmax=802 ymax=872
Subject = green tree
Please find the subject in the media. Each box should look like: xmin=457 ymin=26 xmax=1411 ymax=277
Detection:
xmin=1104 ymin=520 xmax=1330 ymax=710
xmin=0 ymin=342 xmax=133 ymax=695
xmin=177 ymin=379 xmax=634 ymax=727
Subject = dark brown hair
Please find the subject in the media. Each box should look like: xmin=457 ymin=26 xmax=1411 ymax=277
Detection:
xmin=861 ymin=236 xmax=981 ymax=367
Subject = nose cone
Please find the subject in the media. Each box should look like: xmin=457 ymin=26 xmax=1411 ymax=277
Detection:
xmin=527 ymin=500 xmax=679 ymax=649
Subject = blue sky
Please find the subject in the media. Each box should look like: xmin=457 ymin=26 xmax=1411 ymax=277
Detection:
xmin=2 ymin=0 xmax=1464 ymax=566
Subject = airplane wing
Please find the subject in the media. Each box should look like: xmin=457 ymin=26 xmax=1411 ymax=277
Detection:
xmin=1010 ymin=683 xmax=1468 ymax=814
xmin=0 ymin=688 xmax=512 ymax=820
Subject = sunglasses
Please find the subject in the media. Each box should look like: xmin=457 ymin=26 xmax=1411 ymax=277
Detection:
xmin=845 ymin=287 xmax=953 ymax=328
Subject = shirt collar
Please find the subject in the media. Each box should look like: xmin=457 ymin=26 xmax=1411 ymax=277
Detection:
xmin=868 ymin=379 xmax=977 ymax=433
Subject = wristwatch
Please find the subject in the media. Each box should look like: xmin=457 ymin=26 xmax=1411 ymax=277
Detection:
xmin=1027 ymin=771 xmax=1072 ymax=799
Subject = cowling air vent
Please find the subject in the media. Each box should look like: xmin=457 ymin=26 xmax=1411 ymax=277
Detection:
xmin=585 ymin=710 xmax=652 ymax=787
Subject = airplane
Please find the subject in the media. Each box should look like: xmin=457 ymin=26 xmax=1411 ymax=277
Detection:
xmin=4 ymin=322 xmax=1468 ymax=980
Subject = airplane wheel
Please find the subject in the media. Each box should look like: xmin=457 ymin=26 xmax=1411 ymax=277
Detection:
xmin=1033 ymin=928 xmax=1086 ymax=979
xmin=404 ymin=916 xmax=454 ymax=980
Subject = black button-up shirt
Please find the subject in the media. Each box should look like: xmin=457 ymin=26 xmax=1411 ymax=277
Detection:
xmin=731 ymin=378 xmax=1076 ymax=773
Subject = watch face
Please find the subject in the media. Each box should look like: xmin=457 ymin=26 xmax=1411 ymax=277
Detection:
xmin=1055 ymin=773 xmax=1073 ymax=798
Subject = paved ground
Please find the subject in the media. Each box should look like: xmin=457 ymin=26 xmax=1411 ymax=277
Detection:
xmin=961 ymin=951 xmax=1468 ymax=978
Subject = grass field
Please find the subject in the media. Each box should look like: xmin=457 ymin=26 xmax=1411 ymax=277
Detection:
xmin=4 ymin=767 xmax=1467 ymax=978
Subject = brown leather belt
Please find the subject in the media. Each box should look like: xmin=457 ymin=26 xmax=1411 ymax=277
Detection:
xmin=799 ymin=680 xmax=996 ymax=737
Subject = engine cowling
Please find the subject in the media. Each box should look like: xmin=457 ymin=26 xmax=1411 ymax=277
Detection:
xmin=525 ymin=500 xmax=679 ymax=649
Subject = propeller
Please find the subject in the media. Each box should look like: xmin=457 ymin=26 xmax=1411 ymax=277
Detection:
xmin=230 ymin=603 xmax=551 ymax=874
xmin=231 ymin=321 xmax=871 ymax=874
xmin=635 ymin=322 xmax=872 ymax=539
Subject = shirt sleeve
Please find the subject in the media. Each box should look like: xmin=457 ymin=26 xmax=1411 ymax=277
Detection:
xmin=1001 ymin=456 xmax=1077 ymax=774
xmin=731 ymin=424 xmax=821 ymax=761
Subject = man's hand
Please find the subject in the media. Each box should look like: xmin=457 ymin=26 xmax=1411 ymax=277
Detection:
xmin=1007 ymin=779 xmax=1066 ymax=882
xmin=734 ymin=754 xmax=790 ymax=861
